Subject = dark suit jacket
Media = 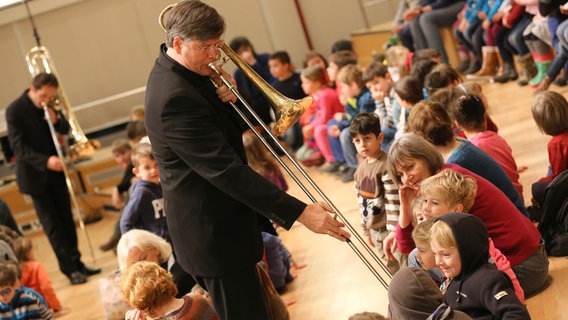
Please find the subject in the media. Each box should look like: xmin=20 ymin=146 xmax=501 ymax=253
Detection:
xmin=145 ymin=45 xmax=306 ymax=277
xmin=6 ymin=90 xmax=69 ymax=197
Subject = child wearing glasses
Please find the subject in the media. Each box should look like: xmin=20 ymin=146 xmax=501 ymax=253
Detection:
xmin=0 ymin=261 xmax=52 ymax=320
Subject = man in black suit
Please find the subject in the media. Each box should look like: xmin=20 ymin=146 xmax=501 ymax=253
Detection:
xmin=6 ymin=73 xmax=100 ymax=285
xmin=145 ymin=1 xmax=351 ymax=319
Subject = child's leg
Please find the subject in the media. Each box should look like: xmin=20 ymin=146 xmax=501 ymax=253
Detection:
xmin=419 ymin=1 xmax=466 ymax=63
xmin=313 ymin=124 xmax=334 ymax=163
xmin=539 ymin=20 xmax=568 ymax=91
xmin=370 ymin=228 xmax=405 ymax=275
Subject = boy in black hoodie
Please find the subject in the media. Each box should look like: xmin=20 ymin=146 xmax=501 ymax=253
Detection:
xmin=430 ymin=212 xmax=530 ymax=319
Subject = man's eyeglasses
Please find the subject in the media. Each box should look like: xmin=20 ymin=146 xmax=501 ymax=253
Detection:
xmin=192 ymin=40 xmax=223 ymax=53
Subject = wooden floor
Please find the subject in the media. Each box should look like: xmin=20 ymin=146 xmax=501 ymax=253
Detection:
xmin=32 ymin=79 xmax=568 ymax=320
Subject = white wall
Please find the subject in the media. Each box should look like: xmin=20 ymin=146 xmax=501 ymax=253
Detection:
xmin=0 ymin=0 xmax=397 ymax=136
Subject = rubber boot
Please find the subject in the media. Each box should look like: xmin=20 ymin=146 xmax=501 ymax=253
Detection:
xmin=536 ymin=76 xmax=552 ymax=93
xmin=529 ymin=56 xmax=552 ymax=87
xmin=467 ymin=46 xmax=499 ymax=80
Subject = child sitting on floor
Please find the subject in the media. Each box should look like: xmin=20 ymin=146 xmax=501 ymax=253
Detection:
xmin=12 ymin=237 xmax=67 ymax=315
xmin=419 ymin=169 xmax=525 ymax=302
xmin=120 ymin=261 xmax=218 ymax=320
xmin=0 ymin=261 xmax=53 ymax=320
xmin=430 ymin=213 xmax=530 ymax=318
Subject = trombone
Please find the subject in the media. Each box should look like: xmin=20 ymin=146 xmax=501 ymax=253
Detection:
xmin=26 ymin=46 xmax=96 ymax=263
xmin=159 ymin=5 xmax=391 ymax=289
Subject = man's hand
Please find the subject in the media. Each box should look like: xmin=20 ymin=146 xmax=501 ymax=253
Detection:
xmin=296 ymin=202 xmax=351 ymax=242
xmin=46 ymin=155 xmax=63 ymax=172
xmin=45 ymin=107 xmax=58 ymax=124
xmin=213 ymin=67 xmax=238 ymax=104
xmin=382 ymin=231 xmax=397 ymax=261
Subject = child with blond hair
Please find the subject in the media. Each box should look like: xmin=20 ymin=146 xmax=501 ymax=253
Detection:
xmin=430 ymin=213 xmax=529 ymax=318
xmin=120 ymin=261 xmax=218 ymax=320
xmin=417 ymin=169 xmax=525 ymax=302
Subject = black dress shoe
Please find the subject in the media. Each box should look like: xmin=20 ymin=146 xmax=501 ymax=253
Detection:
xmin=69 ymin=271 xmax=87 ymax=285
xmin=81 ymin=266 xmax=102 ymax=276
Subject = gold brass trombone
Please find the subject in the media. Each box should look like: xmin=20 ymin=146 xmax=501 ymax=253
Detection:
xmin=26 ymin=46 xmax=101 ymax=158
xmin=26 ymin=46 xmax=96 ymax=263
xmin=159 ymin=4 xmax=392 ymax=289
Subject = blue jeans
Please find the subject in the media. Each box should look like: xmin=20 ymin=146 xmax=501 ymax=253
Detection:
xmin=511 ymin=242 xmax=549 ymax=297
xmin=547 ymin=20 xmax=568 ymax=82
xmin=339 ymin=128 xmax=357 ymax=169
xmin=327 ymin=120 xmax=346 ymax=163
xmin=455 ymin=20 xmax=483 ymax=58
xmin=508 ymin=14 xmax=533 ymax=55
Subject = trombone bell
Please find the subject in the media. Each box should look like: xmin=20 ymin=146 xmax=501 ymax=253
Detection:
xmin=26 ymin=46 xmax=100 ymax=158
xmin=217 ymin=42 xmax=312 ymax=136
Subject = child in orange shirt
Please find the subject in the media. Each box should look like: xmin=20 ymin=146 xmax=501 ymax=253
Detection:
xmin=12 ymin=237 xmax=66 ymax=314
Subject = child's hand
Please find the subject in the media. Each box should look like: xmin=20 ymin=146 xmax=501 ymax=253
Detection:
xmin=458 ymin=19 xmax=468 ymax=33
xmin=328 ymin=125 xmax=341 ymax=138
xmin=333 ymin=112 xmax=344 ymax=122
xmin=367 ymin=235 xmax=375 ymax=247
xmin=382 ymin=231 xmax=397 ymax=261
xmin=399 ymin=184 xmax=419 ymax=205
xmin=477 ymin=11 xmax=486 ymax=20
xmin=492 ymin=11 xmax=503 ymax=22
xmin=482 ymin=19 xmax=490 ymax=30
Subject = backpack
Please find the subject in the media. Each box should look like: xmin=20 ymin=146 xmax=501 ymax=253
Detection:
xmin=537 ymin=170 xmax=568 ymax=256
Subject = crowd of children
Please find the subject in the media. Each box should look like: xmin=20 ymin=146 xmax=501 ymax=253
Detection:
xmin=108 ymin=34 xmax=565 ymax=319
xmin=6 ymin=29 xmax=568 ymax=319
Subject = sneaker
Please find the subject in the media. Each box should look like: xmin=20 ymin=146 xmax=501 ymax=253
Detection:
xmin=341 ymin=167 xmax=357 ymax=183
xmin=301 ymin=151 xmax=324 ymax=167
xmin=319 ymin=162 xmax=340 ymax=173
xmin=332 ymin=163 xmax=349 ymax=177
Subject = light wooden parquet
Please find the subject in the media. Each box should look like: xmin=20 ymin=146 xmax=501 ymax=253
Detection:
xmin=31 ymin=80 xmax=568 ymax=320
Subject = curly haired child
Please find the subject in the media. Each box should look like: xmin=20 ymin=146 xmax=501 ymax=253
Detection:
xmin=120 ymin=261 xmax=218 ymax=320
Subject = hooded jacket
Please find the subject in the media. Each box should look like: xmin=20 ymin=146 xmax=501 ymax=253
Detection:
xmin=436 ymin=213 xmax=531 ymax=319
xmin=388 ymin=266 xmax=472 ymax=320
